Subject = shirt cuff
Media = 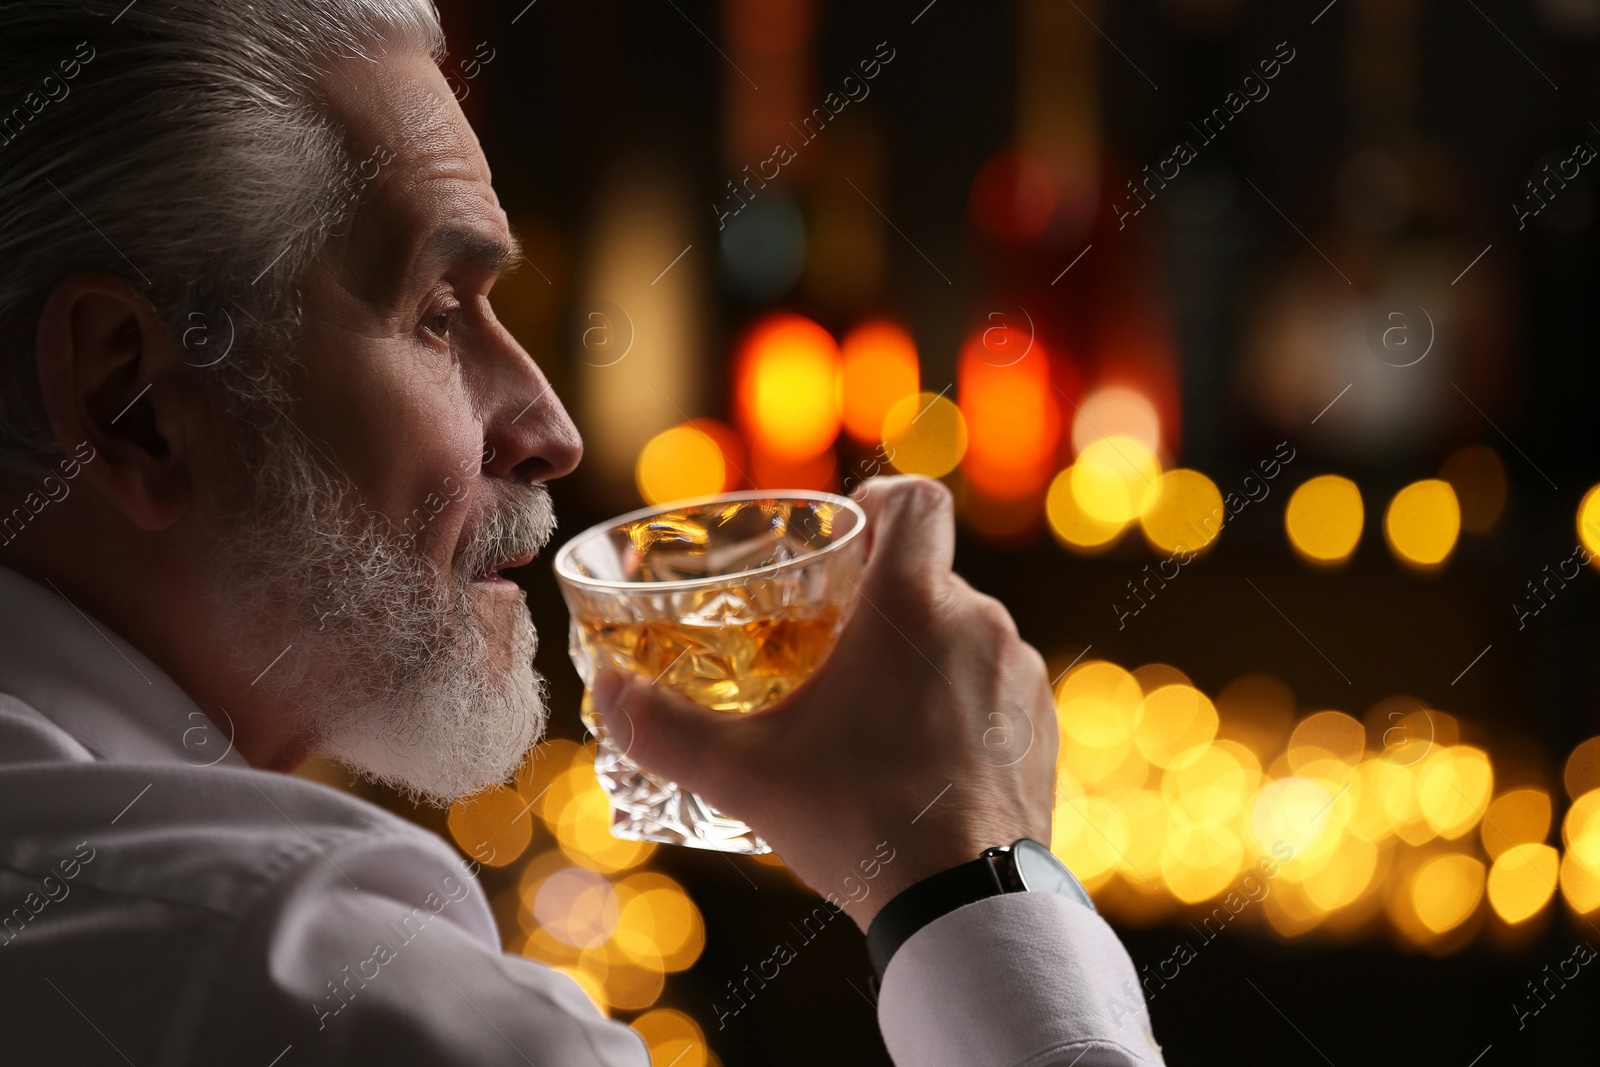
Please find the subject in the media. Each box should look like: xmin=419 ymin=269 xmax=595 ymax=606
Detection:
xmin=875 ymin=891 xmax=1164 ymax=1067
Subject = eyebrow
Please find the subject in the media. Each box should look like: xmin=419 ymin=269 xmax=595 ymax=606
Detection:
xmin=414 ymin=224 xmax=526 ymax=280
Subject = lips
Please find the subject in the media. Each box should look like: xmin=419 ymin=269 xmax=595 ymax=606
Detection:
xmin=474 ymin=550 xmax=536 ymax=582
xmin=460 ymin=485 xmax=555 ymax=585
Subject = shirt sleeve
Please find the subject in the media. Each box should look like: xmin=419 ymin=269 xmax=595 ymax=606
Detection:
xmin=874 ymin=892 xmax=1165 ymax=1067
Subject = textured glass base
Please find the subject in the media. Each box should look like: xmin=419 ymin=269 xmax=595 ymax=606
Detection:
xmin=593 ymin=736 xmax=770 ymax=854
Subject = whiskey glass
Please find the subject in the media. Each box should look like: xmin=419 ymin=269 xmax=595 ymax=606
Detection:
xmin=553 ymin=490 xmax=867 ymax=853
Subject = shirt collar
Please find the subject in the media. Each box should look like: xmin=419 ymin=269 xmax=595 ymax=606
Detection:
xmin=0 ymin=564 xmax=248 ymax=768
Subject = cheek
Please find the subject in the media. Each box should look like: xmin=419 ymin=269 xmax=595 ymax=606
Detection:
xmin=407 ymin=463 xmax=483 ymax=571
xmin=371 ymin=376 xmax=483 ymax=561
xmin=291 ymin=321 xmax=490 ymax=566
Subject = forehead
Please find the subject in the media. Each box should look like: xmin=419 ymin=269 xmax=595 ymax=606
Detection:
xmin=314 ymin=49 xmax=506 ymax=306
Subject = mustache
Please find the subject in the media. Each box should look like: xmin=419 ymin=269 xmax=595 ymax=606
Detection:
xmin=455 ymin=481 xmax=557 ymax=578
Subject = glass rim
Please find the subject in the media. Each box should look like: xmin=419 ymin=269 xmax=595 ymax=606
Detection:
xmin=552 ymin=488 xmax=868 ymax=594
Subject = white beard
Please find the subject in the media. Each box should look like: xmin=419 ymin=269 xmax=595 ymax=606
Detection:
xmin=211 ymin=417 xmax=555 ymax=807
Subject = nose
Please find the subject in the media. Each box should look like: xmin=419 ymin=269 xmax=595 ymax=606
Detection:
xmin=473 ymin=316 xmax=583 ymax=484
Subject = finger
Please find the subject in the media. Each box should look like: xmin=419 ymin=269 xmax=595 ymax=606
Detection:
xmin=851 ymin=475 xmax=956 ymax=588
xmin=591 ymin=668 xmax=753 ymax=804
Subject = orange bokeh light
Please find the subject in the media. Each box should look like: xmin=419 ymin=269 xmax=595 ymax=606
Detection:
xmin=734 ymin=313 xmax=842 ymax=462
xmin=839 ymin=320 xmax=920 ymax=444
xmin=749 ymin=445 xmax=837 ymax=492
xmin=958 ymin=325 xmax=1060 ymax=499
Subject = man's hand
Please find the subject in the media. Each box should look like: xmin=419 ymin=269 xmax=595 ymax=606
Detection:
xmin=591 ymin=476 xmax=1059 ymax=930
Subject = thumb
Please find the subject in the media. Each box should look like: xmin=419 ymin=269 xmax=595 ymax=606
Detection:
xmin=591 ymin=669 xmax=754 ymax=803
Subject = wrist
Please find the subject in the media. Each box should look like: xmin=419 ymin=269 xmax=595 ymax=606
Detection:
xmin=840 ymin=840 xmax=1002 ymax=932
xmin=863 ymin=838 xmax=1094 ymax=979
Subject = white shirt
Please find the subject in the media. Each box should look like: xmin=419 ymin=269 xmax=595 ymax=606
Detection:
xmin=0 ymin=564 xmax=1163 ymax=1065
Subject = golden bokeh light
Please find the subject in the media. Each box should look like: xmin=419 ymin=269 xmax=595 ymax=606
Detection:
xmin=1411 ymin=853 xmax=1484 ymax=934
xmin=1562 ymin=790 xmax=1600 ymax=913
xmin=528 ymin=745 xmax=657 ymax=875
xmin=1266 ymin=879 xmax=1327 ymax=937
xmin=533 ymin=866 xmax=619 ymax=949
xmin=1560 ymin=846 xmax=1600 ymax=915
xmin=1373 ymin=757 xmax=1435 ymax=846
xmin=882 ymin=391 xmax=968 ymax=478
xmin=1161 ymin=821 xmax=1244 ymax=904
xmin=1480 ymin=789 xmax=1552 ymax=861
xmin=554 ymin=765 xmax=659 ymax=873
xmin=1165 ymin=741 xmax=1259 ymax=826
xmin=839 ymin=320 xmax=919 ymax=444
xmin=1564 ymin=736 xmax=1600 ymax=800
xmin=632 ymin=1008 xmax=709 ymax=1067
xmin=1052 ymin=793 xmax=1130 ymax=884
xmin=614 ymin=871 xmax=706 ymax=972
xmin=1385 ymin=858 xmax=1429 ymax=945
xmin=1439 ymin=445 xmax=1506 ymax=535
xmin=1056 ymin=661 xmax=1144 ymax=748
xmin=578 ymin=942 xmax=667 ymax=1011
xmin=1045 ymin=466 xmax=1126 ymax=551
xmin=636 ymin=423 xmax=729 ymax=505
xmin=1486 ymin=844 xmax=1559 ymax=924
xmin=1564 ymin=790 xmax=1600 ymax=866
xmin=1106 ymin=787 xmax=1169 ymax=875
xmin=512 ymin=837 xmax=700 ymax=1021
xmin=1071 ymin=436 xmax=1162 ymax=524
xmin=1252 ymin=775 xmax=1338 ymax=859
xmin=1346 ymin=759 xmax=1399 ymax=843
xmin=1134 ymin=685 xmax=1219 ymax=766
xmin=516 ymin=739 xmax=586 ymax=800
xmin=1384 ymin=479 xmax=1461 ymax=568
xmin=447 ymin=784 xmax=535 ymax=868
xmin=1139 ymin=469 xmax=1225 ymax=555
xmin=552 ymin=964 xmax=609 ymax=1015
xmin=1071 ymin=386 xmax=1161 ymax=456
xmin=511 ymin=646 xmax=1600 ymax=1027
xmin=1302 ymin=835 xmax=1380 ymax=913
xmin=1058 ymin=736 xmax=1151 ymax=793
xmin=518 ymin=849 xmax=584 ymax=934
xmin=1285 ymin=475 xmax=1364 ymax=564
xmin=1415 ymin=747 xmax=1493 ymax=840
xmin=1577 ymin=483 xmax=1600 ymax=560
xmin=1287 ymin=710 xmax=1366 ymax=772
xmin=1132 ymin=663 xmax=1193 ymax=694
xmin=1363 ymin=695 xmax=1449 ymax=768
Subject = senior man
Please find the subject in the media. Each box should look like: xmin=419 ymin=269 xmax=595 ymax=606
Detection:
xmin=0 ymin=2 xmax=1163 ymax=1064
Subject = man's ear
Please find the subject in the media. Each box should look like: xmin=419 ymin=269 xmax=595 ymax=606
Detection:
xmin=34 ymin=272 xmax=197 ymax=531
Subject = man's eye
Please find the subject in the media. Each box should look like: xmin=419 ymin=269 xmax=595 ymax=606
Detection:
xmin=424 ymin=304 xmax=458 ymax=340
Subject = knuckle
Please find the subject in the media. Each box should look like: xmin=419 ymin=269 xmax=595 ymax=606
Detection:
xmin=1016 ymin=640 xmax=1049 ymax=684
xmin=970 ymin=593 xmax=1019 ymax=641
xmin=889 ymin=474 xmax=953 ymax=523
xmin=941 ymin=573 xmax=974 ymax=601
xmin=906 ymin=474 xmax=953 ymax=509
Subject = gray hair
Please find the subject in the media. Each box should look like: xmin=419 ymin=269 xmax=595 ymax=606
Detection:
xmin=0 ymin=0 xmax=445 ymax=487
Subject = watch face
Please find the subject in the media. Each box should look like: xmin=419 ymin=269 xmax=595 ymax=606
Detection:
xmin=1013 ymin=838 xmax=1097 ymax=911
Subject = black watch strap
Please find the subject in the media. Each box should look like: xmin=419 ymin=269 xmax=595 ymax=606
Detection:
xmin=865 ymin=848 xmax=1010 ymax=979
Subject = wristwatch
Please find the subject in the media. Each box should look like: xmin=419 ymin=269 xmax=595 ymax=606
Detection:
xmin=865 ymin=838 xmax=1095 ymax=980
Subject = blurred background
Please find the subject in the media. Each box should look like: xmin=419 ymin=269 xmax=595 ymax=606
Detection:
xmin=298 ymin=1 xmax=1600 ymax=1063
